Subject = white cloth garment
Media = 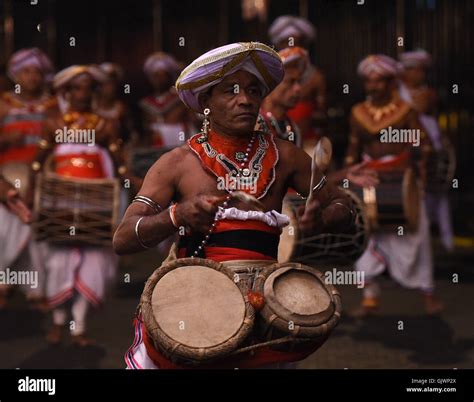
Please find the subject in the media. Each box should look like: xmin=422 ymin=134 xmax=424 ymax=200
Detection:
xmin=216 ymin=207 xmax=290 ymax=229
xmin=0 ymin=205 xmax=46 ymax=298
xmin=39 ymin=245 xmax=117 ymax=308
xmin=355 ymin=201 xmax=434 ymax=292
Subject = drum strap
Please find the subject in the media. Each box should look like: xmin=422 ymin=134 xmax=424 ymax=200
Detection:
xmin=178 ymin=230 xmax=279 ymax=259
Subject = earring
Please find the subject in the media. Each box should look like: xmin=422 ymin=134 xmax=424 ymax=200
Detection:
xmin=201 ymin=108 xmax=210 ymax=138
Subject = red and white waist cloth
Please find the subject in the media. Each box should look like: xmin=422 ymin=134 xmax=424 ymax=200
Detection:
xmin=177 ymin=207 xmax=290 ymax=261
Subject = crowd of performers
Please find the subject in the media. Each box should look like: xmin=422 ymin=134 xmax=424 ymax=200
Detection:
xmin=0 ymin=15 xmax=453 ymax=367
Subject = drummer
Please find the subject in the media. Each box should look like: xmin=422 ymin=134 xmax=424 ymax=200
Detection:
xmin=0 ymin=48 xmax=58 ymax=311
xmin=268 ymin=16 xmax=326 ymax=144
xmin=338 ymin=54 xmax=442 ymax=316
xmin=139 ymin=52 xmax=195 ymax=148
xmin=113 ymin=42 xmax=354 ymax=369
xmin=31 ymin=65 xmax=122 ymax=346
xmin=259 ymin=46 xmax=306 ymax=146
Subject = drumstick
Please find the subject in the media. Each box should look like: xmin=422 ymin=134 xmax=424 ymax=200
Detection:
xmin=306 ymin=137 xmax=332 ymax=209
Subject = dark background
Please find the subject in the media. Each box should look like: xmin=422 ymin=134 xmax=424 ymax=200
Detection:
xmin=0 ymin=0 xmax=473 ymax=235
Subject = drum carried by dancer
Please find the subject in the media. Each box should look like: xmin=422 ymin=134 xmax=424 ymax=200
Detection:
xmin=259 ymin=47 xmax=368 ymax=265
xmin=331 ymin=54 xmax=443 ymax=317
xmin=30 ymin=65 xmax=123 ymax=346
xmin=114 ymin=42 xmax=355 ymax=369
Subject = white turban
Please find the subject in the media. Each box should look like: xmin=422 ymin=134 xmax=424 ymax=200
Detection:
xmin=175 ymin=42 xmax=284 ymax=112
xmin=7 ymin=47 xmax=54 ymax=82
xmin=268 ymin=15 xmax=316 ymax=45
xmin=143 ymin=52 xmax=181 ymax=81
xmin=399 ymin=49 xmax=432 ymax=69
xmin=357 ymin=54 xmax=402 ymax=78
xmin=53 ymin=65 xmax=107 ymax=90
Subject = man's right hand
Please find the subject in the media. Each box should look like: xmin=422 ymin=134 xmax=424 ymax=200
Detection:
xmin=174 ymin=194 xmax=222 ymax=233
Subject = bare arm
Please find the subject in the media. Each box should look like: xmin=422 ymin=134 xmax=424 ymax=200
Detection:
xmin=328 ymin=116 xmax=378 ymax=188
xmin=112 ymin=149 xmax=180 ymax=255
xmin=284 ymin=140 xmax=353 ymax=234
xmin=112 ymin=147 xmax=221 ymax=255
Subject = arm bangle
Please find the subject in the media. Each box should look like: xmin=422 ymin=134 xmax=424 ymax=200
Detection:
xmin=132 ymin=195 xmax=162 ymax=214
xmin=135 ymin=216 xmax=151 ymax=249
xmin=169 ymin=203 xmax=179 ymax=229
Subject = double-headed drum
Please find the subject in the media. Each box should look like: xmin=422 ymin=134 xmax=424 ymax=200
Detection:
xmin=32 ymin=157 xmax=120 ymax=246
xmin=354 ymin=168 xmax=420 ymax=232
xmin=279 ymin=189 xmax=368 ymax=265
xmin=140 ymin=258 xmax=254 ymax=365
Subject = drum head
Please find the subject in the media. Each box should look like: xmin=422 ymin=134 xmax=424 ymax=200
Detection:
xmin=152 ymin=265 xmax=246 ymax=348
xmin=267 ymin=269 xmax=331 ymax=316
xmin=255 ymin=263 xmax=341 ymax=338
xmin=141 ymin=258 xmax=254 ymax=364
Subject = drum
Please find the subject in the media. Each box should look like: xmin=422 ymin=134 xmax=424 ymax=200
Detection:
xmin=353 ymin=168 xmax=420 ymax=232
xmin=253 ymin=262 xmax=341 ymax=342
xmin=0 ymin=162 xmax=30 ymax=198
xmin=278 ymin=189 xmax=368 ymax=265
xmin=425 ymin=137 xmax=456 ymax=193
xmin=32 ymin=164 xmax=120 ymax=246
xmin=140 ymin=257 xmax=254 ymax=365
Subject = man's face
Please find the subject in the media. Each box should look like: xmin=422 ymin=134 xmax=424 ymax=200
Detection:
xmin=68 ymin=73 xmax=95 ymax=111
xmin=268 ymin=64 xmax=303 ymax=110
xmin=15 ymin=65 xmax=44 ymax=94
xmin=149 ymin=69 xmax=173 ymax=93
xmin=364 ymin=72 xmax=393 ymax=102
xmin=402 ymin=65 xmax=426 ymax=86
xmin=201 ymin=70 xmax=263 ymax=136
